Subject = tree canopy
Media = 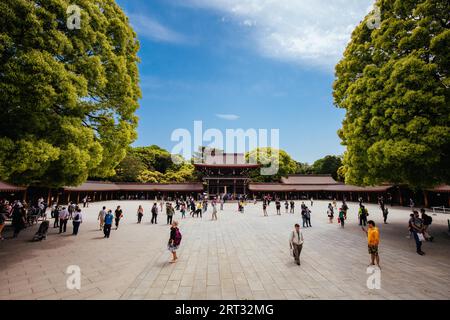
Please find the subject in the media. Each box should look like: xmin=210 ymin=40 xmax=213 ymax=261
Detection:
xmin=0 ymin=0 xmax=141 ymax=187
xmin=311 ymin=155 xmax=343 ymax=181
xmin=333 ymin=0 xmax=449 ymax=189
xmin=246 ymin=148 xmax=298 ymax=182
xmin=108 ymin=145 xmax=196 ymax=184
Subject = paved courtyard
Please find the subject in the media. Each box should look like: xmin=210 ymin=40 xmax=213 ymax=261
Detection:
xmin=0 ymin=200 xmax=449 ymax=300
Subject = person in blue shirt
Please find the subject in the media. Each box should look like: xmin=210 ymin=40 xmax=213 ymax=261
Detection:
xmin=104 ymin=210 xmax=114 ymax=238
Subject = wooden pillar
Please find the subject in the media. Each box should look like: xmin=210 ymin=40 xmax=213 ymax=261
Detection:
xmin=66 ymin=191 xmax=71 ymax=204
xmin=46 ymin=189 xmax=52 ymax=205
xmin=398 ymin=188 xmax=403 ymax=206
xmin=423 ymin=191 xmax=429 ymax=208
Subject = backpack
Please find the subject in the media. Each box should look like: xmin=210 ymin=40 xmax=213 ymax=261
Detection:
xmin=174 ymin=229 xmax=182 ymax=246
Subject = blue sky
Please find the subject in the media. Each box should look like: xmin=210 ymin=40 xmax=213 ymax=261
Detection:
xmin=116 ymin=0 xmax=374 ymax=164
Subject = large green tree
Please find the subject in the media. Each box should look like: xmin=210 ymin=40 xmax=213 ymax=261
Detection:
xmin=333 ymin=0 xmax=449 ymax=188
xmin=311 ymin=155 xmax=343 ymax=181
xmin=246 ymin=148 xmax=298 ymax=182
xmin=0 ymin=0 xmax=141 ymax=187
xmin=133 ymin=145 xmax=174 ymax=174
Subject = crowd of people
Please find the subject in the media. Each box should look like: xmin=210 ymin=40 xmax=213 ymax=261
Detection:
xmin=0 ymin=194 xmax=439 ymax=266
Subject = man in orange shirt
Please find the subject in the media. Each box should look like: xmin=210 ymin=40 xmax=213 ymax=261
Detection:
xmin=363 ymin=220 xmax=380 ymax=268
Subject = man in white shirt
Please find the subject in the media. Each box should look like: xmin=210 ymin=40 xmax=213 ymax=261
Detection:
xmin=289 ymin=224 xmax=304 ymax=266
xmin=58 ymin=207 xmax=69 ymax=234
xmin=98 ymin=206 xmax=107 ymax=230
xmin=72 ymin=208 xmax=83 ymax=235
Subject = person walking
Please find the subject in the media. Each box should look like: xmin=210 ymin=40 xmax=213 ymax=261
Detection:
xmin=421 ymin=208 xmax=434 ymax=241
xmin=342 ymin=201 xmax=349 ymax=220
xmin=98 ymin=206 xmax=106 ymax=230
xmin=168 ymin=221 xmax=182 ymax=263
xmin=211 ymin=202 xmax=218 ymax=220
xmin=180 ymin=203 xmax=186 ymax=219
xmin=284 ymin=200 xmax=289 ymax=214
xmin=195 ymin=201 xmax=202 ymax=218
xmin=137 ymin=205 xmax=144 ymax=224
xmin=263 ymin=201 xmax=268 ymax=216
xmin=11 ymin=202 xmax=26 ymax=238
xmin=276 ymin=200 xmax=281 ymax=215
xmin=115 ymin=206 xmax=123 ymax=230
xmin=410 ymin=211 xmax=426 ymax=255
xmin=338 ymin=207 xmax=345 ymax=228
xmin=289 ymin=224 xmax=304 ymax=266
xmin=305 ymin=207 xmax=312 ymax=227
xmin=103 ymin=210 xmax=114 ymax=238
xmin=72 ymin=208 xmax=83 ymax=235
xmin=290 ymin=200 xmax=295 ymax=214
xmin=151 ymin=203 xmax=158 ymax=224
xmin=166 ymin=203 xmax=175 ymax=225
xmin=327 ymin=204 xmax=334 ymax=223
xmin=53 ymin=205 xmax=60 ymax=228
xmin=310 ymin=197 xmax=314 ymax=207
xmin=0 ymin=209 xmax=7 ymax=240
xmin=358 ymin=205 xmax=368 ymax=226
xmin=362 ymin=220 xmax=381 ymax=268
xmin=301 ymin=208 xmax=307 ymax=228
xmin=58 ymin=207 xmax=69 ymax=234
xmin=382 ymin=207 xmax=389 ymax=224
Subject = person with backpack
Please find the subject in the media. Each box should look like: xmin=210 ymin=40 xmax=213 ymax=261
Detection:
xmin=168 ymin=221 xmax=182 ymax=263
xmin=421 ymin=208 xmax=434 ymax=242
xmin=358 ymin=205 xmax=368 ymax=226
xmin=151 ymin=203 xmax=158 ymax=224
xmin=103 ymin=210 xmax=114 ymax=238
xmin=72 ymin=208 xmax=83 ymax=235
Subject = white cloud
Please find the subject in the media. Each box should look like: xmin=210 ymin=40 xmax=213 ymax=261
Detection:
xmin=216 ymin=114 xmax=240 ymax=120
xmin=181 ymin=0 xmax=374 ymax=67
xmin=128 ymin=14 xmax=186 ymax=44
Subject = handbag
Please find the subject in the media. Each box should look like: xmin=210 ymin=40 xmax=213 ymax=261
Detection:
xmin=417 ymin=233 xmax=425 ymax=242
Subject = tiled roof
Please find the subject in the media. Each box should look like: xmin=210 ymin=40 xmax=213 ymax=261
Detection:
xmin=249 ymin=183 xmax=392 ymax=192
xmin=0 ymin=181 xmax=27 ymax=192
xmin=64 ymin=181 xmax=203 ymax=192
xmin=281 ymin=175 xmax=339 ymax=185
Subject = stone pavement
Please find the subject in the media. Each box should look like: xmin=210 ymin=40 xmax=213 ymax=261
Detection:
xmin=0 ymin=200 xmax=449 ymax=300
